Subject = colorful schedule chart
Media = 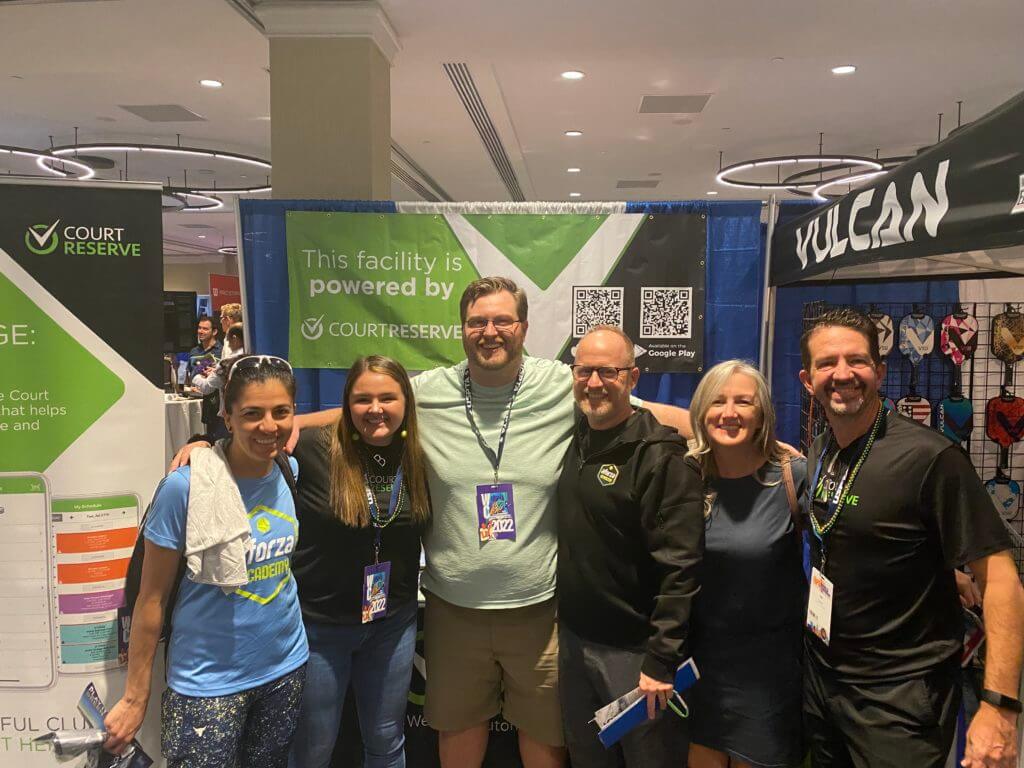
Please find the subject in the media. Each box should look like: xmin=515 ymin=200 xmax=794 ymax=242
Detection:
xmin=51 ymin=493 xmax=140 ymax=673
xmin=0 ymin=474 xmax=55 ymax=688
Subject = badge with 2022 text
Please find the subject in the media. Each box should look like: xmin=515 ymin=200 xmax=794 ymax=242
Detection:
xmin=806 ymin=567 xmax=834 ymax=646
xmin=476 ymin=483 xmax=517 ymax=542
xmin=361 ymin=561 xmax=391 ymax=623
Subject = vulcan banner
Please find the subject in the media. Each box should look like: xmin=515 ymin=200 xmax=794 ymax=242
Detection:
xmin=770 ymin=90 xmax=1024 ymax=285
xmin=286 ymin=210 xmax=706 ymax=372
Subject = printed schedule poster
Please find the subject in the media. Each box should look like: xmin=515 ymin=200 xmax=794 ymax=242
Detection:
xmin=0 ymin=474 xmax=56 ymax=689
xmin=52 ymin=494 xmax=139 ymax=673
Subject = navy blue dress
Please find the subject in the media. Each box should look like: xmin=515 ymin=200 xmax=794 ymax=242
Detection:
xmin=688 ymin=459 xmax=807 ymax=768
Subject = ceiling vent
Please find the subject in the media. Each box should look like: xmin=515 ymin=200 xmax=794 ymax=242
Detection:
xmin=443 ymin=62 xmax=525 ymax=201
xmin=616 ymin=180 xmax=661 ymax=189
xmin=638 ymin=95 xmax=711 ymax=114
xmin=118 ymin=104 xmax=206 ymax=122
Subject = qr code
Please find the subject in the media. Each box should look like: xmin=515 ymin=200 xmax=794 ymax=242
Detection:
xmin=640 ymin=287 xmax=692 ymax=339
xmin=573 ymin=286 xmax=624 ymax=337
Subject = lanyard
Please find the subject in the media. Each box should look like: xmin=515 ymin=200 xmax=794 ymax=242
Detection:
xmin=364 ymin=465 xmax=404 ymax=564
xmin=808 ymin=404 xmax=885 ymax=571
xmin=463 ymin=365 xmax=525 ymax=483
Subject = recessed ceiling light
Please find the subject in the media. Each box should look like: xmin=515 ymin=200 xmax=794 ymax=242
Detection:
xmin=706 ymin=190 xmax=719 ymax=195
xmin=564 ymin=130 xmax=583 ymax=137
xmin=197 ymin=234 xmax=207 ymax=239
xmin=567 ymin=167 xmax=581 ymax=173
xmin=569 ymin=192 xmax=581 ymax=198
xmin=561 ymin=70 xmax=585 ymax=80
xmin=831 ymin=65 xmax=856 ymax=75
xmin=199 ymin=79 xmax=223 ymax=88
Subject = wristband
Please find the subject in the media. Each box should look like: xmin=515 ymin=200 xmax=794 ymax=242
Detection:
xmin=980 ymin=689 xmax=1023 ymax=713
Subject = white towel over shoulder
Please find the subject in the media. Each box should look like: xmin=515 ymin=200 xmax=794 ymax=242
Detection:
xmin=186 ymin=443 xmax=252 ymax=593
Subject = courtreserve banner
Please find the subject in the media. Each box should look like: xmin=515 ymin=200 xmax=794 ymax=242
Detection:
xmin=0 ymin=179 xmax=165 ymax=765
xmin=286 ymin=210 xmax=706 ymax=372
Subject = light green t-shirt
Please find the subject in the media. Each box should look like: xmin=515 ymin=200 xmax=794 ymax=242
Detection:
xmin=413 ymin=357 xmax=575 ymax=609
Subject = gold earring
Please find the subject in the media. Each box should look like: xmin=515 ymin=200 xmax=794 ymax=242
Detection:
xmin=400 ymin=429 xmax=408 ymax=439
xmin=352 ymin=432 xmax=360 ymax=442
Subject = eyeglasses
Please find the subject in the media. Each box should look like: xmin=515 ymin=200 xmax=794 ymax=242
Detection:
xmin=570 ymin=365 xmax=633 ymax=382
xmin=464 ymin=317 xmax=521 ymax=333
xmin=226 ymin=354 xmax=293 ymax=383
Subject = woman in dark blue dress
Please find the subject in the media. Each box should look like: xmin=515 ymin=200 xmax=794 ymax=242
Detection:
xmin=686 ymin=360 xmax=807 ymax=768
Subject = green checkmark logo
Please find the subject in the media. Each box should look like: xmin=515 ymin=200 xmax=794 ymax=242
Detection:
xmin=301 ymin=315 xmax=325 ymax=341
xmin=25 ymin=220 xmax=61 ymax=255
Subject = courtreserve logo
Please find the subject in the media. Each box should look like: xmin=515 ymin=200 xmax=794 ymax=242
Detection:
xmin=25 ymin=220 xmax=61 ymax=255
xmin=23 ymin=218 xmax=143 ymax=257
xmin=301 ymin=315 xmax=325 ymax=341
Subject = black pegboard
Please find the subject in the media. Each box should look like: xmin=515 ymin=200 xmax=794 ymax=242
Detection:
xmin=800 ymin=301 xmax=1024 ymax=579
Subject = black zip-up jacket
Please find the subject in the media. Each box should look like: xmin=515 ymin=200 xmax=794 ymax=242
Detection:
xmin=557 ymin=407 xmax=704 ymax=683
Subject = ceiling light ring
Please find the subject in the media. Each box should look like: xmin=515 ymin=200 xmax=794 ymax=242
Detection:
xmin=780 ymin=156 xmax=909 ymax=186
xmin=165 ymin=189 xmax=225 ymax=212
xmin=715 ymin=155 xmax=883 ymax=190
xmin=810 ymin=171 xmax=890 ymax=202
xmin=0 ymin=144 xmax=96 ymax=180
xmin=47 ymin=143 xmax=272 ymax=171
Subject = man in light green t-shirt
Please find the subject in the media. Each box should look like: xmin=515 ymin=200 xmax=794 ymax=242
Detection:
xmin=415 ymin=278 xmax=691 ymax=768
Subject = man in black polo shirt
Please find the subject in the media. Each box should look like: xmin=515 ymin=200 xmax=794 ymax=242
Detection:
xmin=556 ymin=325 xmax=703 ymax=767
xmin=185 ymin=314 xmax=222 ymax=383
xmin=799 ymin=307 xmax=1024 ymax=768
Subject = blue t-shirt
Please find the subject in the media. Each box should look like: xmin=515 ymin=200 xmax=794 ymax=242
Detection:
xmin=145 ymin=458 xmax=308 ymax=696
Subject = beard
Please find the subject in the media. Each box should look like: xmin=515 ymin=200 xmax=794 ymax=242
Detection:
xmin=464 ymin=336 xmax=523 ymax=372
xmin=822 ymin=383 xmax=868 ymax=417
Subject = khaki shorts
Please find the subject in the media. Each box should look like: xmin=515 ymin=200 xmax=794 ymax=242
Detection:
xmin=423 ymin=593 xmax=564 ymax=747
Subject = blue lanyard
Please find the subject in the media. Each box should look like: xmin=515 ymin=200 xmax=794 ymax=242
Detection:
xmin=364 ymin=465 xmax=404 ymax=564
xmin=463 ymin=365 xmax=525 ymax=483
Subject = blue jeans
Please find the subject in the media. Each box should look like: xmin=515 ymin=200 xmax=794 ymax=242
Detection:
xmin=289 ymin=601 xmax=417 ymax=768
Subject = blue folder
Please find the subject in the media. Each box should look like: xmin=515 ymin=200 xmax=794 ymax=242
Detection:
xmin=596 ymin=658 xmax=700 ymax=748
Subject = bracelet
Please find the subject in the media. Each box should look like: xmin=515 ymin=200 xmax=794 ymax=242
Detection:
xmin=980 ymin=689 xmax=1023 ymax=713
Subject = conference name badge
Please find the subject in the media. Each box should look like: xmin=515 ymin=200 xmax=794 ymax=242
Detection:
xmin=361 ymin=561 xmax=391 ymax=624
xmin=476 ymin=483 xmax=517 ymax=542
xmin=806 ymin=567 xmax=833 ymax=646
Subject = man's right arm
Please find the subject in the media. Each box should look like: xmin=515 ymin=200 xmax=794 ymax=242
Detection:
xmin=294 ymin=408 xmax=342 ymax=431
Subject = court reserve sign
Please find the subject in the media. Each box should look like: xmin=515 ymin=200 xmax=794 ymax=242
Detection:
xmin=286 ymin=210 xmax=706 ymax=372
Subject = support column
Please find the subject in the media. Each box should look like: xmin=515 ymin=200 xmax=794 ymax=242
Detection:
xmin=256 ymin=1 xmax=399 ymax=199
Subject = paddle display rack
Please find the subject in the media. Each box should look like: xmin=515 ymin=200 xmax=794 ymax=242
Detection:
xmin=800 ymin=301 xmax=1024 ymax=577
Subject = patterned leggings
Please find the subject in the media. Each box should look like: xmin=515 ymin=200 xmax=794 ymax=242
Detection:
xmin=161 ymin=665 xmax=306 ymax=768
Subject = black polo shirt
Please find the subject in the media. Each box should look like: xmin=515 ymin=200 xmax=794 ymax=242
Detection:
xmin=806 ymin=409 xmax=1012 ymax=683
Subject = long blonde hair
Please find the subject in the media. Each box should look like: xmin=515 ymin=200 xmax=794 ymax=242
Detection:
xmin=329 ymin=356 xmax=431 ymax=527
xmin=687 ymin=360 xmax=786 ymax=514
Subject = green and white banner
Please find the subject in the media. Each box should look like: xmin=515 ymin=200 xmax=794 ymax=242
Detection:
xmin=0 ymin=179 xmax=165 ymax=764
xmin=287 ymin=211 xmax=706 ymax=371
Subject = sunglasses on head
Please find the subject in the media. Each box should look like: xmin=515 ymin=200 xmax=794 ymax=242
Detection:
xmin=226 ymin=354 xmax=293 ymax=383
